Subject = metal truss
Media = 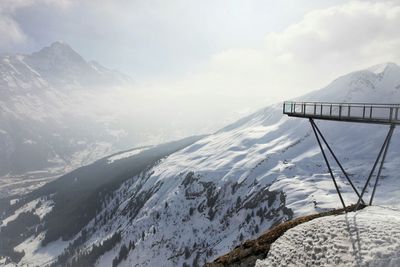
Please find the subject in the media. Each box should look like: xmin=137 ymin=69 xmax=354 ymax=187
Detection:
xmin=309 ymin=119 xmax=395 ymax=212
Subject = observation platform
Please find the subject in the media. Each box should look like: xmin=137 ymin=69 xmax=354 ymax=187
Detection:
xmin=283 ymin=101 xmax=398 ymax=212
xmin=283 ymin=102 xmax=400 ymax=125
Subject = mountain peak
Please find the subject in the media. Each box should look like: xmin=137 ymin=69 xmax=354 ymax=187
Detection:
xmin=367 ymin=62 xmax=399 ymax=75
xmin=49 ymin=41 xmax=72 ymax=50
xmin=17 ymin=41 xmax=132 ymax=88
xmin=301 ymin=62 xmax=400 ymax=104
xmin=30 ymin=41 xmax=85 ymax=65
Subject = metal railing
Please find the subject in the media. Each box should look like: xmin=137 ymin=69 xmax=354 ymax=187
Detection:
xmin=283 ymin=101 xmax=400 ymax=124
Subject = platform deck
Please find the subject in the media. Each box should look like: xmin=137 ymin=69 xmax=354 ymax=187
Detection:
xmin=283 ymin=101 xmax=400 ymax=125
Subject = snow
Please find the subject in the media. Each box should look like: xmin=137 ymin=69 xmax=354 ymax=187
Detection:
xmin=80 ymin=63 xmax=400 ymax=266
xmin=23 ymin=139 xmax=37 ymax=145
xmin=13 ymin=234 xmax=70 ymax=267
xmin=69 ymin=142 xmax=113 ymax=168
xmin=0 ymin=172 xmax=59 ymax=199
xmin=6 ymin=62 xmax=400 ymax=266
xmin=255 ymin=206 xmax=400 ymax=267
xmin=1 ymin=198 xmax=53 ymax=226
xmin=107 ymin=147 xmax=149 ymax=164
xmin=34 ymin=199 xmax=54 ymax=219
xmin=368 ymin=62 xmax=397 ymax=75
xmin=2 ymin=200 xmax=39 ymax=226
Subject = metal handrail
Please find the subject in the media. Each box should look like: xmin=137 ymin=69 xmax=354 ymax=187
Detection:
xmin=283 ymin=101 xmax=400 ymax=124
xmin=284 ymin=101 xmax=400 ymax=107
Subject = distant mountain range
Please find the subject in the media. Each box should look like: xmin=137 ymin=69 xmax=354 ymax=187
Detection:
xmin=0 ymin=42 xmax=135 ymax=197
xmin=1 ymin=62 xmax=399 ymax=266
xmin=0 ymin=41 xmax=131 ymax=96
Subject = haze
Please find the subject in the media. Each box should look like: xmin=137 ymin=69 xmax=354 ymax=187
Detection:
xmin=1 ymin=0 xmax=400 ymax=143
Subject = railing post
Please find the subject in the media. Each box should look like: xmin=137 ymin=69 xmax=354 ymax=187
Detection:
xmin=314 ymin=104 xmax=317 ymax=115
xmin=339 ymin=105 xmax=342 ymax=118
xmin=370 ymin=106 xmax=373 ymax=119
xmin=330 ymin=104 xmax=332 ymax=116
xmin=363 ymin=105 xmax=366 ymax=119
xmin=348 ymin=105 xmax=351 ymax=117
xmin=389 ymin=107 xmax=393 ymax=122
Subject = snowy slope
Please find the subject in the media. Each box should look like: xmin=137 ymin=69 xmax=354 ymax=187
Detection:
xmin=256 ymin=206 xmax=400 ymax=267
xmin=92 ymin=62 xmax=399 ymax=266
xmin=71 ymin=62 xmax=400 ymax=267
xmin=2 ymin=63 xmax=400 ymax=267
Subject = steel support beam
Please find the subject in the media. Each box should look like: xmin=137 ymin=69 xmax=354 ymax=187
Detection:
xmin=355 ymin=125 xmax=395 ymax=210
xmin=311 ymin=120 xmax=365 ymax=204
xmin=310 ymin=119 xmax=347 ymax=210
xmin=369 ymin=124 xmax=395 ymax=205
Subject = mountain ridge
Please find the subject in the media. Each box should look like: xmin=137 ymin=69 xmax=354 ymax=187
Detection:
xmin=1 ymin=63 xmax=399 ymax=266
xmin=1 ymin=41 xmax=132 ymax=94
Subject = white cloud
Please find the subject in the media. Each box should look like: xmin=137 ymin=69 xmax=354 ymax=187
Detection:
xmin=0 ymin=0 xmax=73 ymax=50
xmin=1 ymin=0 xmax=399 ymax=137
xmin=119 ymin=0 xmax=400 ymax=137
xmin=0 ymin=0 xmax=73 ymax=12
xmin=266 ymin=1 xmax=400 ymax=67
xmin=0 ymin=15 xmax=27 ymax=49
xmin=170 ymin=0 xmax=400 ymax=108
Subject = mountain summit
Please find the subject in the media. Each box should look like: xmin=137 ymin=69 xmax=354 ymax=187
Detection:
xmin=22 ymin=41 xmax=131 ymax=88
xmin=28 ymin=41 xmax=87 ymax=69
xmin=367 ymin=62 xmax=400 ymax=75
xmin=303 ymin=62 xmax=400 ymax=104
xmin=0 ymin=41 xmax=131 ymax=97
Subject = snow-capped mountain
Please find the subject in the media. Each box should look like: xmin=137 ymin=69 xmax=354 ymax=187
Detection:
xmin=0 ymin=42 xmax=134 ymax=198
xmin=0 ymin=41 xmax=131 ymax=97
xmin=1 ymin=63 xmax=400 ymax=267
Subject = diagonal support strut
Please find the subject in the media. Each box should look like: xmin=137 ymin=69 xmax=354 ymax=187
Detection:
xmin=355 ymin=124 xmax=396 ymax=210
xmin=310 ymin=118 xmax=347 ymax=210
xmin=311 ymin=119 xmax=365 ymax=205
xmin=369 ymin=125 xmax=395 ymax=205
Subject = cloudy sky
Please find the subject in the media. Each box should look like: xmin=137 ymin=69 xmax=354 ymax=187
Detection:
xmin=1 ymin=0 xmax=400 ymax=137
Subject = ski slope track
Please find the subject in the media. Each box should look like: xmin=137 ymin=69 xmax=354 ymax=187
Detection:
xmin=1 ymin=62 xmax=400 ymax=266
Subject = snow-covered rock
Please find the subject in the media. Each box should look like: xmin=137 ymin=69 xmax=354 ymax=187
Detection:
xmin=255 ymin=206 xmax=400 ymax=267
xmin=107 ymin=147 xmax=151 ymax=164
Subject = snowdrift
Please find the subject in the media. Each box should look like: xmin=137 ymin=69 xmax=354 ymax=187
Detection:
xmin=256 ymin=206 xmax=400 ymax=267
